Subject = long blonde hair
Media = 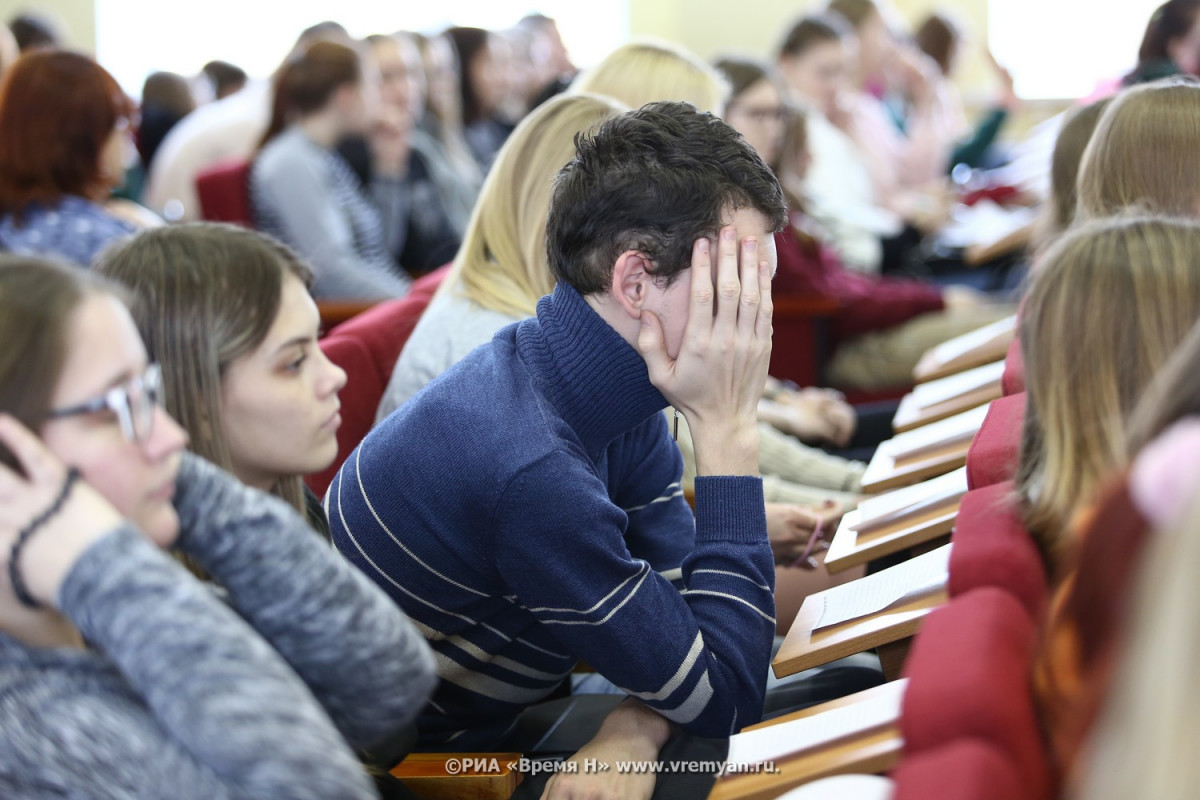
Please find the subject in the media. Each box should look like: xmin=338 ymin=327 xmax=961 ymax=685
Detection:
xmin=443 ymin=92 xmax=624 ymax=317
xmin=571 ymin=39 xmax=729 ymax=113
xmin=1077 ymin=78 xmax=1200 ymax=220
xmin=1077 ymin=486 xmax=1200 ymax=800
xmin=1016 ymin=215 xmax=1200 ymax=569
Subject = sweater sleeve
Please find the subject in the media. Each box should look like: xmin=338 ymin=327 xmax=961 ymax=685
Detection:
xmin=950 ymin=108 xmax=1009 ymax=172
xmin=171 ymin=454 xmax=437 ymax=753
xmin=492 ymin=447 xmax=775 ymax=738
xmin=37 ymin=526 xmax=379 ymax=800
xmin=251 ymin=146 xmax=411 ymax=300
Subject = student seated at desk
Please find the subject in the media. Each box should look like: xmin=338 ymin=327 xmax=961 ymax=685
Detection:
xmin=95 ymin=224 xmax=349 ymax=537
xmin=330 ymin=102 xmax=877 ymax=798
xmin=1015 ymin=216 xmax=1200 ymax=574
xmin=1036 ymin=316 xmax=1200 ymax=794
xmin=0 ymin=257 xmax=434 ymax=799
xmin=714 ymin=57 xmax=1012 ymax=391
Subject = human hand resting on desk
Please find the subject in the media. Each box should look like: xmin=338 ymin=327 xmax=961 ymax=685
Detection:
xmin=0 ymin=414 xmax=123 ymax=609
xmin=638 ymin=226 xmax=773 ymax=477
xmin=542 ymin=699 xmax=670 ymax=800
xmin=759 ymin=387 xmax=856 ymax=447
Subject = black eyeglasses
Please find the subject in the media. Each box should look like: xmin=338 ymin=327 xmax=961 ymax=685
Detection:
xmin=46 ymin=364 xmax=163 ymax=444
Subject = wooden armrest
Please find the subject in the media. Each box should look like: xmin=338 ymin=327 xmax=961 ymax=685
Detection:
xmin=391 ymin=753 xmax=523 ymax=800
xmin=318 ymin=300 xmax=378 ymax=331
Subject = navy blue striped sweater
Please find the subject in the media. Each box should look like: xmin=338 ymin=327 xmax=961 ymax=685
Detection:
xmin=327 ymin=283 xmax=775 ymax=749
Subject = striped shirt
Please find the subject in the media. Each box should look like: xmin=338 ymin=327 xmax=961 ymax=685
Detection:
xmin=251 ymin=127 xmax=411 ymax=300
xmin=327 ymin=283 xmax=776 ymax=749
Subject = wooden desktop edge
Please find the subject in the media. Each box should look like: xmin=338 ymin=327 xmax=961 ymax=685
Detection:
xmin=893 ymin=383 xmax=1003 ymax=433
xmin=773 ymin=583 xmax=948 ymax=677
xmin=823 ymin=504 xmax=959 ymax=574
xmin=913 ymin=340 xmax=1012 ymax=384
xmin=859 ymin=442 xmax=971 ymax=494
xmin=708 ymin=681 xmax=907 ymax=800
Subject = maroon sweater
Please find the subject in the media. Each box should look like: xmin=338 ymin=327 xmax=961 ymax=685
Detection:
xmin=773 ymin=220 xmax=945 ymax=349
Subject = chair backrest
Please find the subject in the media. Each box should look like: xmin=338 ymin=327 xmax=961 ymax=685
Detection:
xmin=899 ymin=587 xmax=1052 ymax=800
xmin=195 ymin=159 xmax=253 ymax=226
xmin=1001 ymin=336 xmax=1025 ymax=396
xmin=966 ymin=393 xmax=1026 ymax=490
xmin=949 ymin=480 xmax=1049 ymax=620
xmin=892 ymin=738 xmax=1026 ymax=800
xmin=306 ymin=266 xmax=448 ymax=497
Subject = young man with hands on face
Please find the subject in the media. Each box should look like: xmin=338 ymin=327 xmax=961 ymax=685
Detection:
xmin=328 ymin=101 xmax=873 ymax=799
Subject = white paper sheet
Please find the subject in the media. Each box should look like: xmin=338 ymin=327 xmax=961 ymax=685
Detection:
xmin=724 ymin=679 xmax=907 ymax=770
xmin=814 ymin=544 xmax=951 ymax=630
xmin=888 ymin=404 xmax=990 ymax=462
xmin=911 ymin=361 xmax=1005 ymax=411
xmin=851 ymin=468 xmax=968 ymax=533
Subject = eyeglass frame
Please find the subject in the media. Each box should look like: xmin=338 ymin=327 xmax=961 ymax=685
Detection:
xmin=44 ymin=363 xmax=164 ymax=444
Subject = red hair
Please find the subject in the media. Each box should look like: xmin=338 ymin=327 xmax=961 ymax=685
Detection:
xmin=0 ymin=50 xmax=134 ymax=216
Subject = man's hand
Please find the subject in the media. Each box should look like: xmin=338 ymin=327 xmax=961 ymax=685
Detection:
xmin=639 ymin=228 xmax=773 ymax=477
xmin=541 ymin=700 xmax=672 ymax=800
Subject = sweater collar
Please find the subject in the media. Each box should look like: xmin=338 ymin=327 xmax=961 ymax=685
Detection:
xmin=518 ymin=283 xmax=668 ymax=455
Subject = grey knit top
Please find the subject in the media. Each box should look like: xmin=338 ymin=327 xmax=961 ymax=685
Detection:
xmin=0 ymin=454 xmax=436 ymax=799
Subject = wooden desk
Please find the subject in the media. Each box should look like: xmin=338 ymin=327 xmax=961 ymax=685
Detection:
xmin=774 ymin=547 xmax=950 ymax=678
xmin=391 ymin=753 xmax=522 ymax=799
xmin=824 ymin=471 xmax=966 ymax=574
xmin=709 ymin=681 xmax=906 ymax=800
xmin=914 ymin=316 xmax=1016 ymax=384
xmin=860 ymin=406 xmax=987 ymax=494
xmin=893 ymin=361 xmax=1004 ymax=433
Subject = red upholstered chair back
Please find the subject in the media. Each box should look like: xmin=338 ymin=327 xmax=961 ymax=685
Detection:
xmin=949 ymin=480 xmax=1049 ymax=619
xmin=1001 ymin=336 xmax=1024 ymax=396
xmin=899 ymin=587 xmax=1052 ymax=800
xmin=195 ymin=160 xmax=253 ymax=225
xmin=892 ymin=738 xmax=1026 ymax=800
xmin=306 ymin=266 xmax=448 ymax=497
xmin=966 ymin=393 xmax=1026 ymax=490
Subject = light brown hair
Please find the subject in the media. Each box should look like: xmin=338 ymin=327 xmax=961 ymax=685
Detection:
xmin=94 ymin=224 xmax=314 ymax=512
xmin=0 ymin=256 xmax=121 ymax=473
xmin=1016 ymin=215 xmax=1200 ymax=569
xmin=1077 ymin=78 xmax=1200 ymax=220
xmin=1035 ymin=96 xmax=1113 ymax=250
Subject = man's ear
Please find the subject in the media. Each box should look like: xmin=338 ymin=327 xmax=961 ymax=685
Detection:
xmin=609 ymin=250 xmax=653 ymax=319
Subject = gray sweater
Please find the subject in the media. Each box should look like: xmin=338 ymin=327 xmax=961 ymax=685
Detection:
xmin=252 ymin=127 xmax=413 ymax=300
xmin=0 ymin=454 xmax=436 ymax=799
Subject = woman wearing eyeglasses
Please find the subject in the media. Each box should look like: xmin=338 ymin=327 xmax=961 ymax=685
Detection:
xmin=0 ymin=256 xmax=435 ymax=798
xmin=94 ymin=224 xmax=347 ymax=537
xmin=0 ymin=51 xmax=154 ymax=266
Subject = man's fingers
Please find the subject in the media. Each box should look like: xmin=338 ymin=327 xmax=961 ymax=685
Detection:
xmin=637 ymin=310 xmax=671 ymax=385
xmin=755 ymin=259 xmax=773 ymax=342
xmin=737 ymin=236 xmax=760 ymax=338
xmin=713 ymin=227 xmax=740 ymax=340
